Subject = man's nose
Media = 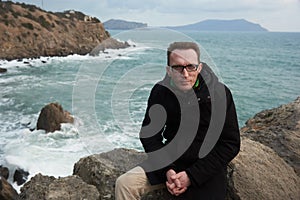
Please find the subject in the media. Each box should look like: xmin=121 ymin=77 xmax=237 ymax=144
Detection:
xmin=182 ymin=68 xmax=189 ymax=77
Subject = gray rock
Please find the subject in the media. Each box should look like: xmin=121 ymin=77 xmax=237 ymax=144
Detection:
xmin=73 ymin=148 xmax=174 ymax=200
xmin=229 ymin=138 xmax=300 ymax=200
xmin=19 ymin=173 xmax=56 ymax=199
xmin=19 ymin=173 xmax=100 ymax=200
xmin=46 ymin=176 xmax=100 ymax=200
xmin=241 ymin=96 xmax=300 ymax=176
xmin=89 ymin=38 xmax=130 ymax=56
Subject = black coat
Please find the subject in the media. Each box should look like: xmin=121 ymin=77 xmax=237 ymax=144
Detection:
xmin=139 ymin=63 xmax=240 ymax=199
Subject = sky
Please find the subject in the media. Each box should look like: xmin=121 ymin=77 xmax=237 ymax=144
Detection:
xmin=10 ymin=0 xmax=300 ymax=32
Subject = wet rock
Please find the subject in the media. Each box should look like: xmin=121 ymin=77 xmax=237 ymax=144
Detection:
xmin=0 ymin=177 xmax=19 ymax=200
xmin=0 ymin=166 xmax=9 ymax=180
xmin=37 ymin=102 xmax=74 ymax=133
xmin=19 ymin=173 xmax=100 ymax=200
xmin=0 ymin=67 xmax=7 ymax=73
xmin=13 ymin=168 xmax=29 ymax=186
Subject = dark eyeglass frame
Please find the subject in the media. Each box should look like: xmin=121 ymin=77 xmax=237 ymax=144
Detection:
xmin=169 ymin=64 xmax=199 ymax=73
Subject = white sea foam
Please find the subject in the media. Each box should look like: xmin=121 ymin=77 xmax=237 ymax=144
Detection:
xmin=0 ymin=40 xmax=147 ymax=71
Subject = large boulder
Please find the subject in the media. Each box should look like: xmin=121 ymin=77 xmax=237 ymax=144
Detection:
xmin=241 ymin=96 xmax=300 ymax=176
xmin=36 ymin=102 xmax=74 ymax=133
xmin=73 ymin=148 xmax=174 ymax=200
xmin=228 ymin=138 xmax=299 ymax=199
xmin=19 ymin=173 xmax=100 ymax=200
xmin=0 ymin=177 xmax=19 ymax=200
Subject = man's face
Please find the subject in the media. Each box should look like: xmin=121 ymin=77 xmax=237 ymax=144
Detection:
xmin=167 ymin=49 xmax=202 ymax=92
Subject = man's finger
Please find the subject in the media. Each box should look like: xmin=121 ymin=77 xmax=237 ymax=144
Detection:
xmin=174 ymin=178 xmax=181 ymax=188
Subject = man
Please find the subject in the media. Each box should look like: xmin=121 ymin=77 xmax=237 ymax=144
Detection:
xmin=115 ymin=42 xmax=240 ymax=199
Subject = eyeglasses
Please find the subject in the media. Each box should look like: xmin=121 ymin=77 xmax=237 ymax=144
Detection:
xmin=169 ymin=64 xmax=199 ymax=73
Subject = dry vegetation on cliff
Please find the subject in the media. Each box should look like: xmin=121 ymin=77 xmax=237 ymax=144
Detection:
xmin=0 ymin=0 xmax=110 ymax=60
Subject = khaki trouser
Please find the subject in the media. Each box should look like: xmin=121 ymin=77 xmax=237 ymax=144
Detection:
xmin=115 ymin=166 xmax=165 ymax=200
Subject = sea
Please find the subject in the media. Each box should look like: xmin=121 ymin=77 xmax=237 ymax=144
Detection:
xmin=0 ymin=28 xmax=299 ymax=190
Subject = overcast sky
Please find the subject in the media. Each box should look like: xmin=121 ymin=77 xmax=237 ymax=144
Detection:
xmin=11 ymin=0 xmax=300 ymax=32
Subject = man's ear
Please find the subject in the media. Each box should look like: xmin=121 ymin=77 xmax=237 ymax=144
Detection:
xmin=166 ymin=66 xmax=171 ymax=77
xmin=198 ymin=62 xmax=203 ymax=73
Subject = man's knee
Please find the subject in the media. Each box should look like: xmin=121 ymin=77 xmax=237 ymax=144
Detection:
xmin=115 ymin=173 xmax=129 ymax=190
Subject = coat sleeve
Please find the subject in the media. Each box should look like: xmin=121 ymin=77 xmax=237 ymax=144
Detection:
xmin=139 ymin=84 xmax=165 ymax=152
xmin=185 ymin=87 xmax=240 ymax=187
xmin=139 ymin=84 xmax=178 ymax=185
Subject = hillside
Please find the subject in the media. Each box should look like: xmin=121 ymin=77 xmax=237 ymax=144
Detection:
xmin=103 ymin=19 xmax=147 ymax=30
xmin=0 ymin=1 xmax=110 ymax=60
xmin=166 ymin=19 xmax=268 ymax=31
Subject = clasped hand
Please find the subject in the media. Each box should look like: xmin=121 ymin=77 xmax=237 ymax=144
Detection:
xmin=166 ymin=169 xmax=191 ymax=196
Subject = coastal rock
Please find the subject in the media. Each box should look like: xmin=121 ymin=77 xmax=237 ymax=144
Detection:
xmin=19 ymin=174 xmax=55 ymax=199
xmin=0 ymin=177 xmax=19 ymax=200
xmin=241 ymin=96 xmax=300 ymax=176
xmin=0 ymin=1 xmax=110 ymax=60
xmin=73 ymin=148 xmax=174 ymax=200
xmin=19 ymin=173 xmax=100 ymax=200
xmin=13 ymin=168 xmax=29 ymax=186
xmin=37 ymin=102 xmax=74 ymax=133
xmin=0 ymin=67 xmax=7 ymax=73
xmin=228 ymin=138 xmax=299 ymax=199
xmin=0 ymin=166 xmax=9 ymax=180
xmin=73 ymin=145 xmax=300 ymax=200
xmin=89 ymin=37 xmax=130 ymax=56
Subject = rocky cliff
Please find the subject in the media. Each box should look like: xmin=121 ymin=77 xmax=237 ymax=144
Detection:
xmin=0 ymin=1 xmax=110 ymax=60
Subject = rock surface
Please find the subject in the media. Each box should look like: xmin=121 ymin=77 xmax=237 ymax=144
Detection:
xmin=89 ymin=37 xmax=130 ymax=56
xmin=73 ymin=148 xmax=174 ymax=200
xmin=13 ymin=168 xmax=29 ymax=186
xmin=0 ymin=177 xmax=19 ymax=200
xmin=0 ymin=166 xmax=9 ymax=180
xmin=0 ymin=1 xmax=110 ymax=60
xmin=0 ymin=67 xmax=7 ymax=73
xmin=37 ymin=102 xmax=74 ymax=133
xmin=229 ymin=138 xmax=299 ymax=199
xmin=241 ymin=96 xmax=300 ymax=176
xmin=19 ymin=173 xmax=100 ymax=200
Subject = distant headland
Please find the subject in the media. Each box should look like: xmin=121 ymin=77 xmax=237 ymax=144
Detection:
xmin=165 ymin=19 xmax=268 ymax=32
xmin=104 ymin=18 xmax=268 ymax=32
xmin=103 ymin=19 xmax=147 ymax=30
